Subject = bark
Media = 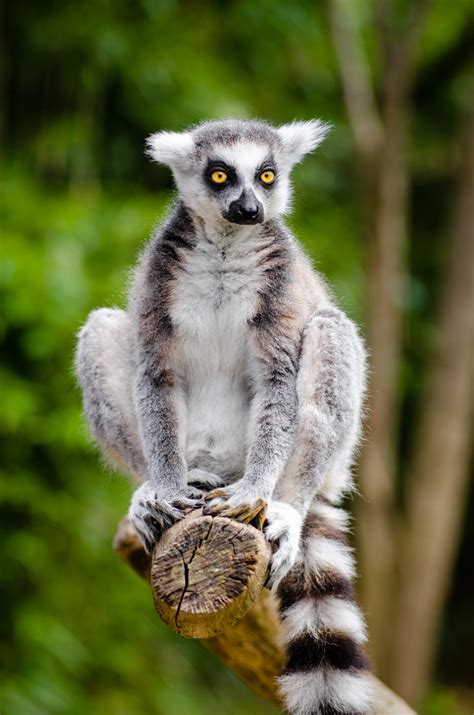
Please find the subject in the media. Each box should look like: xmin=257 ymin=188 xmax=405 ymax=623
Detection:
xmin=327 ymin=0 xmax=384 ymax=159
xmin=114 ymin=515 xmax=416 ymax=715
xmin=390 ymin=110 xmax=474 ymax=705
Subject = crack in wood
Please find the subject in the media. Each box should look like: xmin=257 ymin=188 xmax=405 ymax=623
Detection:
xmin=174 ymin=519 xmax=215 ymax=629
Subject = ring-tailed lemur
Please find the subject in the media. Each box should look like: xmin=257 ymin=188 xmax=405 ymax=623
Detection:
xmin=75 ymin=119 xmax=372 ymax=714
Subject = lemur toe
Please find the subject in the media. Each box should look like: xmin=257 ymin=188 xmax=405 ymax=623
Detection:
xmin=241 ymin=499 xmax=267 ymax=529
xmin=264 ymin=501 xmax=303 ymax=587
xmin=267 ymin=538 xmax=299 ymax=588
xmin=145 ymin=499 xmax=184 ymax=525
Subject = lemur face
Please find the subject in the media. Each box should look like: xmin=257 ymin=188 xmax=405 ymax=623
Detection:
xmin=146 ymin=119 xmax=330 ymax=228
xmin=201 ymin=142 xmax=279 ymax=226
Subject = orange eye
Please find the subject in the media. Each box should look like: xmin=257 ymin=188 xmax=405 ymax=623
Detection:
xmin=211 ymin=170 xmax=228 ymax=184
xmin=260 ymin=170 xmax=275 ymax=184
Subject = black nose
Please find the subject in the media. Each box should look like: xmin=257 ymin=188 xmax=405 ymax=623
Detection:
xmin=225 ymin=191 xmax=264 ymax=225
xmin=238 ymin=204 xmax=259 ymax=220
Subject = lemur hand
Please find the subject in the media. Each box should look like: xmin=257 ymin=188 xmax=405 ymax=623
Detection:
xmin=264 ymin=501 xmax=303 ymax=588
xmin=202 ymin=479 xmax=267 ymax=530
xmin=129 ymin=480 xmax=204 ymax=553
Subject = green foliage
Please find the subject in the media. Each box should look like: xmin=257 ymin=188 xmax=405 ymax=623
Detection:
xmin=0 ymin=173 xmax=281 ymax=714
xmin=423 ymin=686 xmax=473 ymax=715
xmin=1 ymin=1 xmax=473 ymax=713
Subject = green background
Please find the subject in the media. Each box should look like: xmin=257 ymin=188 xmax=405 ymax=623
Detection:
xmin=1 ymin=1 xmax=473 ymax=713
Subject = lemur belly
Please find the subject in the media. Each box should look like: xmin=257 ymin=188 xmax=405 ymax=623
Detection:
xmin=170 ymin=237 xmax=259 ymax=482
xmin=185 ymin=373 xmax=250 ymax=480
xmin=177 ymin=326 xmax=252 ymax=481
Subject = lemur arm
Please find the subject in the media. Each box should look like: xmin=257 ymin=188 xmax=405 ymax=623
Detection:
xmin=131 ymin=237 xmax=187 ymax=493
xmin=130 ymin=319 xmax=206 ymax=550
xmin=133 ymin=358 xmax=186 ymax=492
xmin=128 ymin=241 xmax=203 ymax=551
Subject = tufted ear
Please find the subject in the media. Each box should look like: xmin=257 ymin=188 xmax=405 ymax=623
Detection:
xmin=277 ymin=119 xmax=331 ymax=167
xmin=145 ymin=131 xmax=194 ymax=169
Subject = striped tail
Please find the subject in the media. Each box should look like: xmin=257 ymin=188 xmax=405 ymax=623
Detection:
xmin=276 ymin=499 xmax=373 ymax=715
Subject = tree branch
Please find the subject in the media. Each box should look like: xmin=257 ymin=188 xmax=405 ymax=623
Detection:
xmin=114 ymin=515 xmax=416 ymax=715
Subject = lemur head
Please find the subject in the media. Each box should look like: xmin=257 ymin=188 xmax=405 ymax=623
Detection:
xmin=146 ymin=119 xmax=330 ymax=227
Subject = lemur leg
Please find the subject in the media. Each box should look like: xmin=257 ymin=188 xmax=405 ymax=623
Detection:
xmin=265 ymin=309 xmax=371 ymax=713
xmin=281 ymin=308 xmax=365 ymax=503
xmin=75 ymin=308 xmax=146 ymax=482
xmin=76 ymin=308 xmax=222 ymax=550
xmin=267 ymin=307 xmax=366 ymax=587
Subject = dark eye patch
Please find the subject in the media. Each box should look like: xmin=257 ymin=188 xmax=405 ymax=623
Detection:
xmin=256 ymin=156 xmax=277 ymax=188
xmin=204 ymin=159 xmax=238 ymax=191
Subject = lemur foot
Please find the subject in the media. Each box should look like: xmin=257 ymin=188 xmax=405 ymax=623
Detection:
xmin=129 ymin=480 xmax=204 ymax=553
xmin=264 ymin=501 xmax=303 ymax=589
xmin=187 ymin=468 xmax=224 ymax=492
xmin=203 ymin=482 xmax=267 ymax=530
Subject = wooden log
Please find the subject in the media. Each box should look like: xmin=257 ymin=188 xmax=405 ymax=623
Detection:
xmin=151 ymin=510 xmax=271 ymax=638
xmin=113 ymin=515 xmax=416 ymax=714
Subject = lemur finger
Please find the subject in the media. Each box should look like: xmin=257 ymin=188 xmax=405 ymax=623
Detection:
xmin=245 ymin=499 xmax=267 ymax=530
xmin=220 ymin=499 xmax=267 ymax=527
xmin=210 ymin=499 xmax=267 ymax=529
xmin=203 ymin=488 xmax=228 ymax=502
xmin=202 ymin=498 xmax=227 ymax=516
xmin=210 ymin=503 xmax=252 ymax=520
xmin=226 ymin=501 xmax=264 ymax=524
xmin=145 ymin=500 xmax=184 ymax=525
xmin=172 ymin=496 xmax=204 ymax=512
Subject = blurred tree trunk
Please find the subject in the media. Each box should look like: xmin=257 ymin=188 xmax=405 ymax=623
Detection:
xmin=330 ymin=1 xmax=474 ymax=707
xmin=390 ymin=108 xmax=474 ymax=704
xmin=0 ymin=0 xmax=5 ymax=151
xmin=328 ymin=0 xmax=432 ymax=676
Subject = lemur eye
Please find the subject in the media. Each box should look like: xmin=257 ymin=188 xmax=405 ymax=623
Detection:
xmin=211 ymin=170 xmax=228 ymax=184
xmin=260 ymin=170 xmax=275 ymax=185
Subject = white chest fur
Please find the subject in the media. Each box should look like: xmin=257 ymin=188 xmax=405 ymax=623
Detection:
xmin=170 ymin=232 xmax=261 ymax=479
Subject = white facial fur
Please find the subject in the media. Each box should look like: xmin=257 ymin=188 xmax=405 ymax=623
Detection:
xmin=177 ymin=140 xmax=282 ymax=226
xmin=146 ymin=119 xmax=330 ymax=228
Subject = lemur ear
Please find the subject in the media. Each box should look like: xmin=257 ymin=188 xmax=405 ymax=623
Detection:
xmin=146 ymin=131 xmax=194 ymax=169
xmin=277 ymin=120 xmax=331 ymax=166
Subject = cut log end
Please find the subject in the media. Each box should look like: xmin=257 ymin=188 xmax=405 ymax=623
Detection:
xmin=151 ymin=511 xmax=271 ymax=638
